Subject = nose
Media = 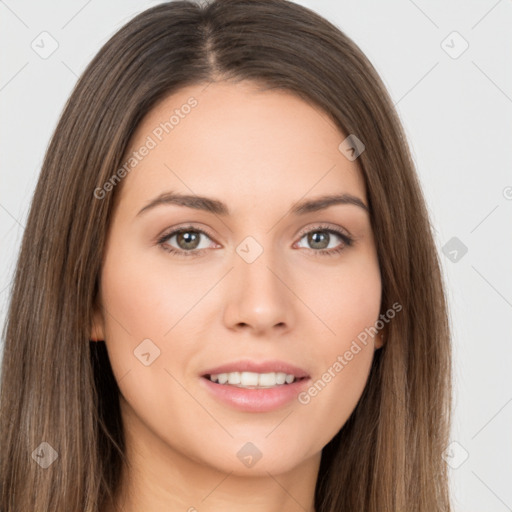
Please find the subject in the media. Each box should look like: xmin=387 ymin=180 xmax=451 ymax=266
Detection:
xmin=222 ymin=246 xmax=295 ymax=336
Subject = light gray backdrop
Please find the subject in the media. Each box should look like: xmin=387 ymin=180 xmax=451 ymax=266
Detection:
xmin=1 ymin=1 xmax=511 ymax=510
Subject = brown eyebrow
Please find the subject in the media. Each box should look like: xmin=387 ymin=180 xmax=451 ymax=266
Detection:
xmin=290 ymin=193 xmax=369 ymax=215
xmin=136 ymin=191 xmax=369 ymax=217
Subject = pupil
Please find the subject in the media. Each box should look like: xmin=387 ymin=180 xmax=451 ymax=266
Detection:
xmin=178 ymin=231 xmax=199 ymax=250
xmin=309 ymin=231 xmax=329 ymax=249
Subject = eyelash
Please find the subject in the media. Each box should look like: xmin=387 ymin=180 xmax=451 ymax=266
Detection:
xmin=156 ymin=223 xmax=354 ymax=258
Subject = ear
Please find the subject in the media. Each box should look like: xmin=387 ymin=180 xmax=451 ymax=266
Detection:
xmin=374 ymin=329 xmax=386 ymax=350
xmin=90 ymin=304 xmax=105 ymax=342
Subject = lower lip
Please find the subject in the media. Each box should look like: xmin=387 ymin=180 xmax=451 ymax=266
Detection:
xmin=200 ymin=376 xmax=311 ymax=413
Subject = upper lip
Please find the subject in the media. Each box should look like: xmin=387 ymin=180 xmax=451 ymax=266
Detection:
xmin=201 ymin=360 xmax=310 ymax=379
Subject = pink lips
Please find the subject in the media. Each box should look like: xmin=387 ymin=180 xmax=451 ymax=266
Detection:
xmin=199 ymin=359 xmax=311 ymax=413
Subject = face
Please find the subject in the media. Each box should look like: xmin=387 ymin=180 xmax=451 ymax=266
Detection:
xmin=92 ymin=80 xmax=382 ymax=477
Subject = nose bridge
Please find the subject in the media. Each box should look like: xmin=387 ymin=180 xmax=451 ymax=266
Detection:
xmin=223 ymin=232 xmax=294 ymax=332
xmin=235 ymin=233 xmax=284 ymax=302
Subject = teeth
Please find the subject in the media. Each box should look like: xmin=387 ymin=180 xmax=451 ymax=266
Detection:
xmin=240 ymin=371 xmax=259 ymax=386
xmin=208 ymin=371 xmax=298 ymax=388
xmin=258 ymin=372 xmax=276 ymax=387
xmin=275 ymin=372 xmax=286 ymax=385
xmin=217 ymin=373 xmax=228 ymax=384
xmin=227 ymin=371 xmax=241 ymax=385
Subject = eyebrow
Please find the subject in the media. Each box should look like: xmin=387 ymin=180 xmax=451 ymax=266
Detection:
xmin=136 ymin=191 xmax=369 ymax=217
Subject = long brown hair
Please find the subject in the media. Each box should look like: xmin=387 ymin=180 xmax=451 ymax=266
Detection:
xmin=0 ymin=1 xmax=452 ymax=510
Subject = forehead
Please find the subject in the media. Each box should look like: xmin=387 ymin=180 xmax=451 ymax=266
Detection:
xmin=116 ymin=80 xmax=367 ymax=215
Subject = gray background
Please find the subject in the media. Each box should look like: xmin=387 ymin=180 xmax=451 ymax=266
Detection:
xmin=1 ymin=0 xmax=511 ymax=510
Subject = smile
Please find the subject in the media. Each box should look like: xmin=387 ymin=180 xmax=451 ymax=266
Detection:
xmin=207 ymin=371 xmax=305 ymax=388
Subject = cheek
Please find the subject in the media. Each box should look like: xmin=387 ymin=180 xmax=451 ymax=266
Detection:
xmin=98 ymin=240 xmax=206 ymax=397
xmin=325 ymin=259 xmax=381 ymax=389
xmin=98 ymin=245 xmax=202 ymax=429
xmin=294 ymin=256 xmax=381 ymax=437
xmin=301 ymin=252 xmax=382 ymax=344
xmin=100 ymin=244 xmax=201 ymax=341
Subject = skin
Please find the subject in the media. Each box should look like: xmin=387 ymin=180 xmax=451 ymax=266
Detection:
xmin=92 ymin=80 xmax=383 ymax=512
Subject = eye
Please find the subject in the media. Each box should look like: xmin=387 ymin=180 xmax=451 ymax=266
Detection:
xmin=295 ymin=224 xmax=354 ymax=256
xmin=157 ymin=226 xmax=217 ymax=258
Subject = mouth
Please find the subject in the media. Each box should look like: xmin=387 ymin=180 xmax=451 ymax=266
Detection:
xmin=199 ymin=360 xmax=311 ymax=411
xmin=203 ymin=371 xmax=309 ymax=389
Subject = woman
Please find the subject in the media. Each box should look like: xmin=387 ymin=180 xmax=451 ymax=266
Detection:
xmin=0 ymin=1 xmax=452 ymax=510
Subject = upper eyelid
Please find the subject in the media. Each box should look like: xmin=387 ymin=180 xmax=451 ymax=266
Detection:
xmin=158 ymin=224 xmax=217 ymax=244
xmin=295 ymin=223 xmax=351 ymax=239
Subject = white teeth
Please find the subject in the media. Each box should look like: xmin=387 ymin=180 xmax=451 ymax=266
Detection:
xmin=217 ymin=373 xmax=228 ymax=384
xmin=240 ymin=371 xmax=259 ymax=386
xmin=258 ymin=372 xmax=276 ymax=387
xmin=208 ymin=371 xmax=298 ymax=388
xmin=227 ymin=371 xmax=241 ymax=384
xmin=275 ymin=372 xmax=286 ymax=385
